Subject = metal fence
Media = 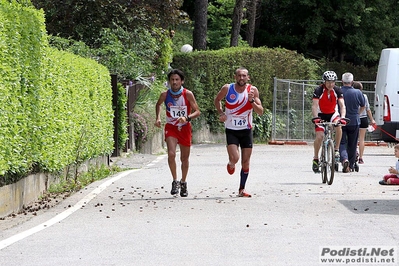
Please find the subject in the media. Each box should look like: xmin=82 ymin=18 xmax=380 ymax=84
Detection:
xmin=271 ymin=78 xmax=376 ymax=142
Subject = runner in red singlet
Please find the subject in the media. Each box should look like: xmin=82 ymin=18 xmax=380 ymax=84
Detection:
xmin=155 ymin=69 xmax=201 ymax=197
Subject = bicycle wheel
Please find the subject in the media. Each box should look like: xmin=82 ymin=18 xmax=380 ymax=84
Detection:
xmin=325 ymin=139 xmax=335 ymax=185
xmin=320 ymin=145 xmax=327 ymax=184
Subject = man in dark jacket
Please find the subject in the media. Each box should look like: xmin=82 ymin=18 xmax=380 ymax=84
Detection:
xmin=339 ymin=73 xmax=365 ymax=172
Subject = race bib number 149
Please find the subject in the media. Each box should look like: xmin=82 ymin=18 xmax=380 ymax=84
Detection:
xmin=170 ymin=106 xmax=187 ymax=118
xmin=232 ymin=115 xmax=247 ymax=129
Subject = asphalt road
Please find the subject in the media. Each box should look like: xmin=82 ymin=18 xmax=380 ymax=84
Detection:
xmin=0 ymin=143 xmax=398 ymax=266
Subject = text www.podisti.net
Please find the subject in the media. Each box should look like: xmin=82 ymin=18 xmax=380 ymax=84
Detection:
xmin=319 ymin=246 xmax=397 ymax=265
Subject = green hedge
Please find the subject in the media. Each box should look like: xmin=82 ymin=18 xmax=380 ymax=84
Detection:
xmin=0 ymin=0 xmax=48 ymax=179
xmin=0 ymin=1 xmax=114 ymax=186
xmin=38 ymin=48 xmax=114 ymax=172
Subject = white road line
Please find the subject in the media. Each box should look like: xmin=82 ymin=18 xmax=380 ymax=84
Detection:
xmin=0 ymin=169 xmax=139 ymax=250
xmin=145 ymin=154 xmax=167 ymax=167
xmin=0 ymin=154 xmax=166 ymax=250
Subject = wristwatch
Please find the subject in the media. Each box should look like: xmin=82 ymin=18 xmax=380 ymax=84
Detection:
xmin=249 ymin=98 xmax=255 ymax=103
xmin=186 ymin=116 xmax=192 ymax=122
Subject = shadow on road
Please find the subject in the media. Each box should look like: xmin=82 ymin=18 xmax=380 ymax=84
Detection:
xmin=339 ymin=199 xmax=399 ymax=215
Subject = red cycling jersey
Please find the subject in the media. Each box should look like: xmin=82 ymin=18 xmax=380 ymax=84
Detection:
xmin=312 ymin=84 xmax=343 ymax=114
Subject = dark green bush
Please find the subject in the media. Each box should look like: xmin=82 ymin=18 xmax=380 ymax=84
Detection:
xmin=172 ymin=47 xmax=319 ymax=137
xmin=319 ymin=59 xmax=378 ymax=81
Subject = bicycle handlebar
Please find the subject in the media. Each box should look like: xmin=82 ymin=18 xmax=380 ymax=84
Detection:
xmin=314 ymin=117 xmax=350 ymax=127
xmin=315 ymin=121 xmax=339 ymax=126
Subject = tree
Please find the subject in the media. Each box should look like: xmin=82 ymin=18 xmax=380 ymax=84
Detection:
xmin=255 ymin=0 xmax=399 ymax=65
xmin=230 ymin=0 xmax=246 ymax=47
xmin=193 ymin=0 xmax=208 ymax=50
xmin=31 ymin=0 xmax=187 ymax=46
xmin=33 ymin=0 xmax=399 ymax=65
xmin=245 ymin=0 xmax=259 ymax=47
xmin=207 ymin=0 xmax=236 ymax=50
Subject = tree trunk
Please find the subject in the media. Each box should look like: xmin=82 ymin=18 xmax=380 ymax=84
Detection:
xmin=193 ymin=0 xmax=208 ymax=51
xmin=230 ymin=0 xmax=246 ymax=47
xmin=246 ymin=0 xmax=258 ymax=47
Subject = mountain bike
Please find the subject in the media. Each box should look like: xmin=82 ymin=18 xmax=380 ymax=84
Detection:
xmin=314 ymin=118 xmax=350 ymax=185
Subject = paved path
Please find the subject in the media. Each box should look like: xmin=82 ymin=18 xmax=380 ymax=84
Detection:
xmin=0 ymin=144 xmax=398 ymax=266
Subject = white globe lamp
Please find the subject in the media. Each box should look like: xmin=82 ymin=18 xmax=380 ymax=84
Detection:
xmin=180 ymin=44 xmax=193 ymax=53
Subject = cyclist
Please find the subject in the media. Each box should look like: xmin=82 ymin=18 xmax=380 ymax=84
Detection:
xmin=311 ymin=71 xmax=347 ymax=173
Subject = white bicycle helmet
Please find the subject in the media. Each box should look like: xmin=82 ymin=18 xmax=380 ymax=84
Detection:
xmin=322 ymin=71 xmax=337 ymax=81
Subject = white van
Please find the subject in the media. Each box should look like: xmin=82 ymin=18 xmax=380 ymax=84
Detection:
xmin=373 ymin=48 xmax=399 ymax=143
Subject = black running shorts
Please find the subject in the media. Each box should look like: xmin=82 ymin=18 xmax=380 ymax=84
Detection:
xmin=225 ymin=128 xmax=253 ymax=148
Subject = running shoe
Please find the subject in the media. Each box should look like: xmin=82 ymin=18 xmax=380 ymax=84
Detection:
xmin=171 ymin=180 xmax=179 ymax=195
xmin=358 ymin=158 xmax=364 ymax=164
xmin=227 ymin=163 xmax=235 ymax=175
xmin=342 ymin=160 xmax=350 ymax=173
xmin=180 ymin=181 xmax=188 ymax=197
xmin=238 ymin=189 xmax=252 ymax=197
xmin=379 ymin=180 xmax=387 ymax=185
xmin=312 ymin=159 xmax=320 ymax=173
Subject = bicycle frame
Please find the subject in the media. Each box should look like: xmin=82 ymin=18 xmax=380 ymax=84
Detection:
xmin=316 ymin=122 xmax=337 ymax=185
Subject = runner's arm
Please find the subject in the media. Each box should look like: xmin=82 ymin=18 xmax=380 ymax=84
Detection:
xmin=186 ymin=90 xmax=201 ymax=121
xmin=249 ymin=86 xmax=264 ymax=115
xmin=154 ymin=92 xmax=166 ymax=128
xmin=214 ymin=85 xmax=229 ymax=122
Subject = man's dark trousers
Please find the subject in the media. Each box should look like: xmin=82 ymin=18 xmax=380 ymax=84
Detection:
xmin=339 ymin=125 xmax=359 ymax=169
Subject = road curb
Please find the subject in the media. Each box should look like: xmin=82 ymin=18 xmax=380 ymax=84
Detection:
xmin=268 ymin=141 xmax=308 ymax=145
xmin=268 ymin=141 xmax=388 ymax=146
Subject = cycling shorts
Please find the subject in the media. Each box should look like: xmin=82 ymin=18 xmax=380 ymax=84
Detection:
xmin=315 ymin=112 xmax=340 ymax=132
